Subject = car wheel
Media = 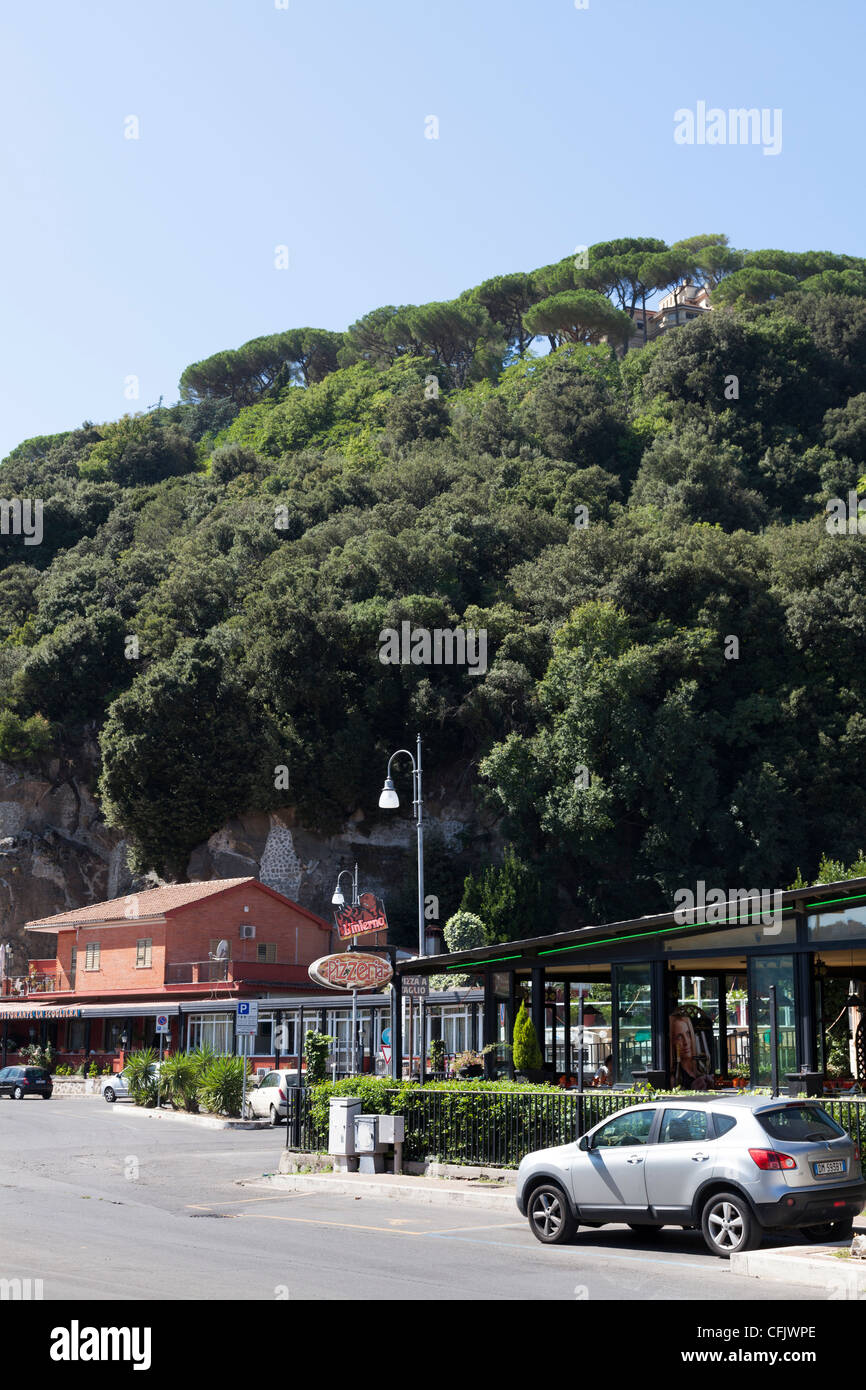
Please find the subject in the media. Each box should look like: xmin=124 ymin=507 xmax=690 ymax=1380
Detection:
xmin=800 ymin=1219 xmax=855 ymax=1243
xmin=12 ymin=1085 xmax=24 ymax=1100
xmin=42 ymin=1094 xmax=51 ymax=1100
xmin=104 ymin=1088 xmax=116 ymax=1102
xmin=701 ymin=1191 xmax=761 ymax=1258
xmin=527 ymin=1182 xmax=577 ymax=1245
xmin=268 ymin=1105 xmax=280 ymax=1127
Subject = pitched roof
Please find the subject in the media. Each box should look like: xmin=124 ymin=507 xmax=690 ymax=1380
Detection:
xmin=25 ymin=877 xmax=330 ymax=932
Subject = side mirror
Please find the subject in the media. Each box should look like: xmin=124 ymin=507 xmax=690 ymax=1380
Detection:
xmin=578 ymin=1134 xmax=590 ymax=1151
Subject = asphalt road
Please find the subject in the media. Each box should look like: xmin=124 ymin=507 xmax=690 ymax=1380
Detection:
xmin=0 ymin=1097 xmax=833 ymax=1301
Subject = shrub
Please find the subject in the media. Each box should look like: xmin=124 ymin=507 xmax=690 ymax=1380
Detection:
xmin=512 ymin=1000 xmax=543 ymax=1072
xmin=88 ymin=1062 xmax=99 ymax=1077
xmin=304 ymin=1031 xmax=333 ymax=1084
xmin=197 ymin=1054 xmax=249 ymax=1117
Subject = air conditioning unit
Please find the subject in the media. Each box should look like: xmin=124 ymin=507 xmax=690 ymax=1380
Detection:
xmin=239 ymin=924 xmax=256 ymax=940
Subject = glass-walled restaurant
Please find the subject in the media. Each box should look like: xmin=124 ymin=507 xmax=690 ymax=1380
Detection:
xmin=395 ymin=879 xmax=866 ymax=1090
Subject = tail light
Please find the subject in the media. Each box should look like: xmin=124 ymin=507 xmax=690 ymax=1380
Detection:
xmin=854 ymin=1145 xmax=861 ymax=1163
xmin=278 ymin=1088 xmax=286 ymax=1101
xmin=749 ymin=1147 xmax=796 ymax=1170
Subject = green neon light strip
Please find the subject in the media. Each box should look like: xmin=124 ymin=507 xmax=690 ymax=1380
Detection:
xmin=804 ymin=892 xmax=866 ymax=910
xmin=445 ymin=905 xmax=794 ymax=968
xmin=445 ymin=953 xmax=521 ymax=970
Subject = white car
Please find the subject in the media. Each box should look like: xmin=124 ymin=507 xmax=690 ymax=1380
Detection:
xmin=102 ymin=1064 xmax=160 ymax=1102
xmin=244 ymin=1069 xmax=300 ymax=1125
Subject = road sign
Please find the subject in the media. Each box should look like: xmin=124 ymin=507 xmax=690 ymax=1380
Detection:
xmin=236 ymin=1000 xmax=259 ymax=1036
xmin=308 ymin=953 xmax=393 ymax=990
xmin=155 ymin=1014 xmax=170 ymax=1034
xmin=403 ymin=974 xmax=429 ymax=998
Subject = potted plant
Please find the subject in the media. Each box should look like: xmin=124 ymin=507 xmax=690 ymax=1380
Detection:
xmin=453 ymin=1049 xmax=484 ymax=1079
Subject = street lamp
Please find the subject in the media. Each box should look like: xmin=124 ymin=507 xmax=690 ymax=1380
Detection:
xmin=378 ymin=734 xmax=425 ymax=960
xmin=331 ymin=864 xmax=360 ymax=1074
xmin=331 ymin=866 xmax=358 ymax=908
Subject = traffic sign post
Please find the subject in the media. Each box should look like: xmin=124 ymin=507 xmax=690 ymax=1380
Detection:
xmin=236 ymin=1002 xmax=258 ymax=1118
xmin=155 ymin=1014 xmax=170 ymax=1108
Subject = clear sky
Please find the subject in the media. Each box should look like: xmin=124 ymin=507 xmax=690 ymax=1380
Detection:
xmin=1 ymin=0 xmax=863 ymax=459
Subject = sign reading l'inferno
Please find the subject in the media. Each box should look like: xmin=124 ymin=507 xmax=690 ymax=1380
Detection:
xmin=308 ymin=953 xmax=394 ymax=990
xmin=334 ymin=892 xmax=388 ymax=940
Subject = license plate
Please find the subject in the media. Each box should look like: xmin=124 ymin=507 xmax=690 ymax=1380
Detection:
xmin=813 ymin=1159 xmax=846 ymax=1176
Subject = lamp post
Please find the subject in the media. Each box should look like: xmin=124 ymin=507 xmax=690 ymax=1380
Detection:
xmin=332 ymin=865 xmax=359 ymax=1074
xmin=378 ymin=735 xmax=425 ymax=959
xmin=379 ymin=734 xmax=426 ymax=1079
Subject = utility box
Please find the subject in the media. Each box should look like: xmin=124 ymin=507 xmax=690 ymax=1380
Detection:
xmin=378 ymin=1114 xmax=405 ymax=1145
xmin=329 ymin=1096 xmax=362 ymax=1172
xmin=355 ymin=1113 xmax=387 ymax=1173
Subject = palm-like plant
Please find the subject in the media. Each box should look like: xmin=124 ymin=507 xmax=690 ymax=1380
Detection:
xmin=158 ymin=1051 xmax=201 ymax=1112
xmin=197 ymin=1054 xmax=249 ymax=1117
xmin=123 ymin=1048 xmax=157 ymax=1104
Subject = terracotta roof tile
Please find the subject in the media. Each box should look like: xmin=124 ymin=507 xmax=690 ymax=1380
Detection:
xmin=25 ymin=877 xmax=260 ymax=930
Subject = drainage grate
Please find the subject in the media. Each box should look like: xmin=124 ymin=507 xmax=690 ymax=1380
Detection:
xmin=189 ymin=1212 xmax=238 ymax=1219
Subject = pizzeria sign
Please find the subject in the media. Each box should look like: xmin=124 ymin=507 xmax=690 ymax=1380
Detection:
xmin=308 ymin=953 xmax=394 ymax=991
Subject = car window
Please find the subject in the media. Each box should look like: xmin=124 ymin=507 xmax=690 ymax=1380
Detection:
xmin=23 ymin=1068 xmax=48 ymax=1080
xmin=712 ymin=1112 xmax=737 ymax=1137
xmin=260 ymin=1073 xmax=277 ymax=1087
xmin=758 ymin=1105 xmax=845 ymax=1142
xmin=0 ymin=1068 xmax=8 ymax=1080
xmin=659 ymin=1108 xmax=708 ymax=1143
xmin=592 ymin=1109 xmax=656 ymax=1148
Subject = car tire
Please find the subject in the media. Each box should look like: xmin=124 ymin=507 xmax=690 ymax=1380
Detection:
xmin=12 ymin=1085 xmax=24 ymax=1100
xmin=526 ymin=1182 xmax=578 ymax=1245
xmin=42 ymin=1094 xmax=51 ymax=1100
xmin=104 ymin=1088 xmax=117 ymax=1102
xmin=700 ymin=1191 xmax=761 ymax=1258
xmin=268 ymin=1105 xmax=280 ymax=1127
xmin=800 ymin=1219 xmax=855 ymax=1243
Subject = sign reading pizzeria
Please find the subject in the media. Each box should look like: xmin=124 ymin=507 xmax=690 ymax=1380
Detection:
xmin=334 ymin=892 xmax=389 ymax=941
xmin=308 ymin=953 xmax=394 ymax=991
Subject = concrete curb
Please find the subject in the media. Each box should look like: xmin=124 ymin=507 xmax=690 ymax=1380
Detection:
xmin=731 ymin=1243 xmax=866 ymax=1296
xmin=108 ymin=1105 xmax=271 ymax=1131
xmin=247 ymin=1171 xmax=518 ymax=1211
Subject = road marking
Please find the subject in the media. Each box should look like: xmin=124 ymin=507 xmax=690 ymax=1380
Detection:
xmin=236 ymin=1210 xmax=718 ymax=1268
xmin=186 ymin=1194 xmax=310 ymax=1209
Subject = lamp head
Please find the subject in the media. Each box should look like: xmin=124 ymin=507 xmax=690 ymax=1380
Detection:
xmin=331 ymin=887 xmax=345 ymax=907
xmin=378 ymin=776 xmax=399 ymax=810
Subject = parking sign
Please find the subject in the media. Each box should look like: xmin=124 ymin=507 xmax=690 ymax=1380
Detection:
xmin=236 ymin=1001 xmax=258 ymax=1036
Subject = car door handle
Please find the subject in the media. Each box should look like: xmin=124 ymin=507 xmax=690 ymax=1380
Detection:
xmin=626 ymin=1154 xmax=644 ymax=1164
xmin=691 ymin=1152 xmax=710 ymax=1161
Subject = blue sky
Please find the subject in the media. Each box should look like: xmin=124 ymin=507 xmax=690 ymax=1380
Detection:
xmin=1 ymin=0 xmax=863 ymax=459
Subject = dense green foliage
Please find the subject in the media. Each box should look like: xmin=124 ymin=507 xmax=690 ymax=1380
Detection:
xmin=4 ymin=233 xmax=866 ymax=938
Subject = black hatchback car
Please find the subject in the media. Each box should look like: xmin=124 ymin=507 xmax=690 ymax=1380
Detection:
xmin=0 ymin=1065 xmax=53 ymax=1100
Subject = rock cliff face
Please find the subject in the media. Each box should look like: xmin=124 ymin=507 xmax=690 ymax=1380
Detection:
xmin=0 ymin=761 xmax=497 ymax=972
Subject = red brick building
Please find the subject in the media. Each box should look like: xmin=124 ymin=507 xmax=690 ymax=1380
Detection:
xmin=0 ymin=878 xmax=343 ymax=1070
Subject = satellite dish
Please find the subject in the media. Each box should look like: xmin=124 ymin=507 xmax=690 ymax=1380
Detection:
xmin=214 ymin=940 xmax=229 ymax=960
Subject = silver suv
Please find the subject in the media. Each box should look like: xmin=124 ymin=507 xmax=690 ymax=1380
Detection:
xmin=515 ymin=1096 xmax=866 ymax=1257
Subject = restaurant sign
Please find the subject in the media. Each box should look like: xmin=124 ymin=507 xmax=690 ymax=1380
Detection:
xmin=308 ymin=953 xmax=393 ymax=991
xmin=334 ymin=893 xmax=389 ymax=940
xmin=0 ymin=1006 xmax=83 ymax=1020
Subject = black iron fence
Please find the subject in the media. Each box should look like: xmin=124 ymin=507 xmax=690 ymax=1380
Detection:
xmin=283 ymin=1085 xmax=866 ymax=1170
